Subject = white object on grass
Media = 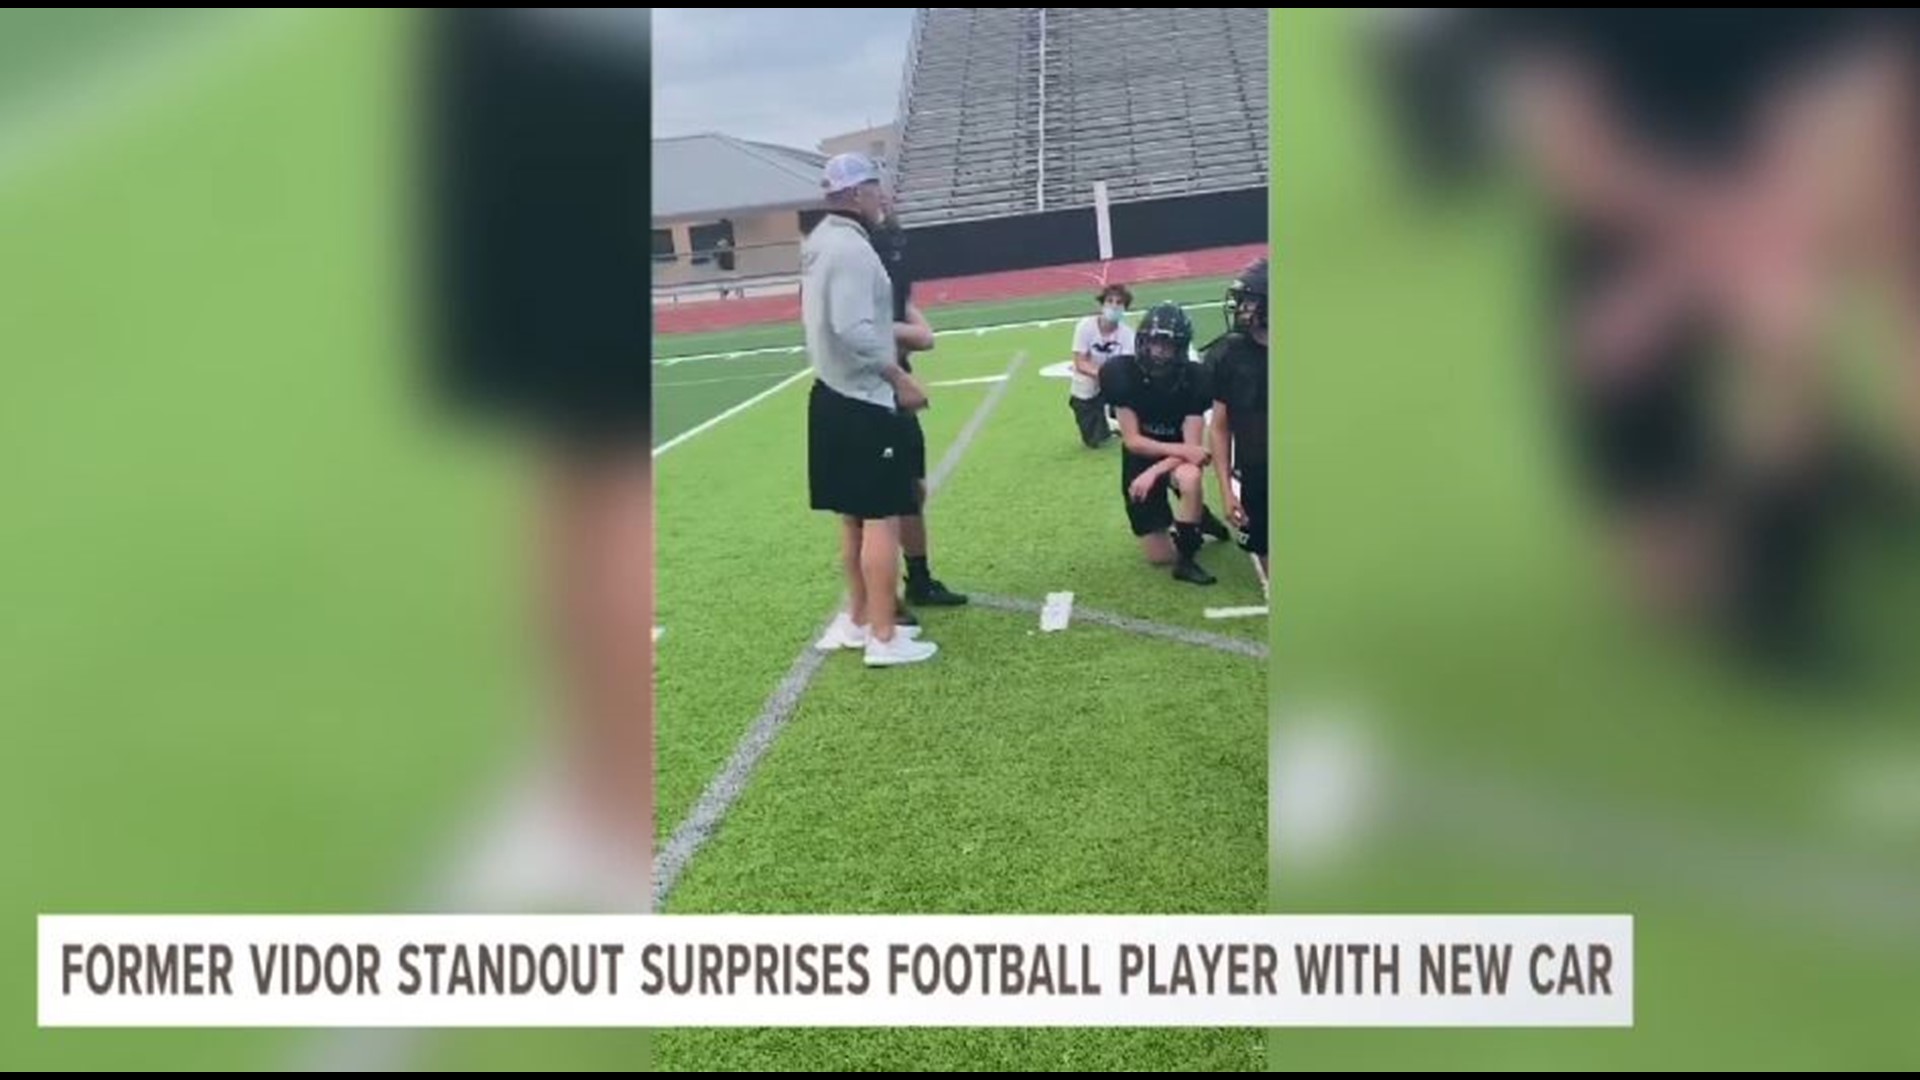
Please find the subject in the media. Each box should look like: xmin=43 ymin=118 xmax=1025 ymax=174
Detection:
xmin=1039 ymin=591 xmax=1075 ymax=632
xmin=1204 ymin=605 xmax=1268 ymax=620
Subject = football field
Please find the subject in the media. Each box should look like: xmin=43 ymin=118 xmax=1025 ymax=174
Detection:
xmin=651 ymin=285 xmax=1269 ymax=1070
xmin=1 ymin=10 xmax=1267 ymax=1070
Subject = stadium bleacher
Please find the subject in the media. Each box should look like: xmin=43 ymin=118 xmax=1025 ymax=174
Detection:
xmin=891 ymin=8 xmax=1269 ymax=226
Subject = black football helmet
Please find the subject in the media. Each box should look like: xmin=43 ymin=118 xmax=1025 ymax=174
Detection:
xmin=1225 ymin=256 xmax=1268 ymax=334
xmin=1135 ymin=301 xmax=1193 ymax=369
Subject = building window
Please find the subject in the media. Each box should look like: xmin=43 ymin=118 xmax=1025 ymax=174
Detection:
xmin=688 ymin=220 xmax=736 ymax=270
xmin=651 ymin=228 xmax=675 ymax=263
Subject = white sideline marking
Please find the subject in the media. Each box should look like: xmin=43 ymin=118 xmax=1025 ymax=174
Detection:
xmin=651 ymin=351 xmax=1030 ymax=910
xmin=657 ymin=370 xmax=798 ymax=389
xmin=653 ymin=369 xmax=809 ymax=457
xmin=1204 ymin=605 xmax=1268 ymax=620
xmin=655 ymin=302 xmax=1214 ymax=368
xmin=928 ymin=374 xmax=1008 ymax=388
xmin=1039 ymin=591 xmax=1075 ymax=632
xmin=653 ymin=626 xmax=664 ymax=642
xmin=656 ymin=344 xmax=803 ymax=368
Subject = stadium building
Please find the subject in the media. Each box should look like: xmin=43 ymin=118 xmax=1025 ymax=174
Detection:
xmin=652 ymin=7 xmax=1269 ymax=335
xmin=889 ymin=7 xmax=1268 ymax=276
xmin=650 ymin=132 xmax=828 ymax=300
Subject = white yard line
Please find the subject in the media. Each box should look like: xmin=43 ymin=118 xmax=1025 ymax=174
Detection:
xmin=650 ymin=351 xmax=1031 ymax=910
xmin=655 ymin=302 xmax=1212 ymax=367
xmin=652 ymin=369 xmax=809 ymax=458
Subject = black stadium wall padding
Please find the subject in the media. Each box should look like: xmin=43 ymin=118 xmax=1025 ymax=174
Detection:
xmin=901 ymin=187 xmax=1268 ymax=281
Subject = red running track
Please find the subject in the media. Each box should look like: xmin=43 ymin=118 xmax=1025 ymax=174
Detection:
xmin=653 ymin=242 xmax=1267 ymax=336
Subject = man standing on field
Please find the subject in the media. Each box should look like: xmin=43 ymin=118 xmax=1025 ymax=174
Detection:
xmin=802 ymin=153 xmax=938 ymax=668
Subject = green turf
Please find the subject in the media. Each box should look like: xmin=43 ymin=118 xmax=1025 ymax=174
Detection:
xmin=654 ymin=276 xmax=1234 ymax=361
xmin=653 ymin=283 xmax=1237 ymax=446
xmin=653 ymin=314 xmax=1267 ymax=1068
xmin=0 ymin=9 xmax=211 ymax=111
xmin=653 ymin=350 xmax=811 ymax=443
xmin=1269 ymin=8 xmax=1920 ymax=1071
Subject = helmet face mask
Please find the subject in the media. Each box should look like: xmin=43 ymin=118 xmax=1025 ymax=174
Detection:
xmin=1226 ymin=257 xmax=1269 ymax=334
xmin=1139 ymin=332 xmax=1183 ymax=368
xmin=1134 ymin=301 xmax=1193 ymax=371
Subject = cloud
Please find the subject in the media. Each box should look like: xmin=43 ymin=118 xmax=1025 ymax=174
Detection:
xmin=651 ymin=8 xmax=914 ymax=150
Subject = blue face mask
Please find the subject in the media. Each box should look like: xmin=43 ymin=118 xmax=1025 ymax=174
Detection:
xmin=1103 ymin=305 xmax=1125 ymax=324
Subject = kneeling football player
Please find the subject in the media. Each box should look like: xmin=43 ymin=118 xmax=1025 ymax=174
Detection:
xmin=1099 ymin=302 xmax=1218 ymax=585
xmin=1206 ymin=256 xmax=1270 ymax=584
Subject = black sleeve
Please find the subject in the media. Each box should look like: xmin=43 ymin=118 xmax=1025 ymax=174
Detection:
xmin=1187 ymin=362 xmax=1215 ymax=417
xmin=1099 ymin=356 xmax=1135 ymax=408
xmin=895 ymin=242 xmax=916 ymax=323
xmin=890 ymin=272 xmax=911 ymax=324
xmin=1202 ymin=341 xmax=1233 ymax=405
xmin=874 ymin=230 xmax=913 ymax=324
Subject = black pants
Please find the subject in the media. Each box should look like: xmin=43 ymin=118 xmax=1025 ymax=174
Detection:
xmin=1070 ymin=395 xmax=1111 ymax=448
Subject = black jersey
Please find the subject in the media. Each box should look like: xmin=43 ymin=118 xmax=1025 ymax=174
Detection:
xmin=1100 ymin=354 xmax=1211 ymax=445
xmin=871 ymin=222 xmax=915 ymax=373
xmin=1204 ymin=332 xmax=1268 ymax=472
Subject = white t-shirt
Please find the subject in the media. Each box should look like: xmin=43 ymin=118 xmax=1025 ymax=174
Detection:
xmin=1069 ymin=316 xmax=1134 ymax=400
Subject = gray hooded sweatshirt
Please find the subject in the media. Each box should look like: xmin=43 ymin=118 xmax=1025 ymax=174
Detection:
xmin=800 ymin=211 xmax=897 ymax=409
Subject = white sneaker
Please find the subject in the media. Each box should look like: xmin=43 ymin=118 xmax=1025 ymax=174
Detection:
xmin=864 ymin=631 xmax=938 ymax=667
xmin=815 ymin=614 xmax=921 ymax=651
xmin=815 ymin=613 xmax=865 ymax=651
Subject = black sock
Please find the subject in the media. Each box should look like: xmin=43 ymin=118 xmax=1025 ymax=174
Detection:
xmin=1174 ymin=522 xmax=1203 ymax=559
xmin=905 ymin=554 xmax=931 ymax=586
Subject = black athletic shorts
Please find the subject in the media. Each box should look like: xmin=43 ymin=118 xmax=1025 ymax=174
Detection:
xmin=1236 ymin=464 xmax=1269 ymax=556
xmin=808 ymin=381 xmax=919 ymax=520
xmin=1121 ymin=452 xmax=1178 ymax=537
xmin=899 ymin=408 xmax=927 ymax=485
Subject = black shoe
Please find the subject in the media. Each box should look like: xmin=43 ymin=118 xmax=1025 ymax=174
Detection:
xmin=1172 ymin=559 xmax=1217 ymax=586
xmin=906 ymin=578 xmax=969 ymax=606
xmin=1201 ymin=510 xmax=1231 ymax=543
xmin=894 ymin=602 xmax=919 ymax=627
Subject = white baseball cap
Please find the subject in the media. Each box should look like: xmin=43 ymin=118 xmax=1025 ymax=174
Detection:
xmin=821 ymin=152 xmax=883 ymax=194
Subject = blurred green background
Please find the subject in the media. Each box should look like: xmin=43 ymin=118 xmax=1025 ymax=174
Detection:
xmin=1 ymin=8 xmax=649 ymax=1071
xmin=1269 ymin=8 xmax=1920 ymax=1071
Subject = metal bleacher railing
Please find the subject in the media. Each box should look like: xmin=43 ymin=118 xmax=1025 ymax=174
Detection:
xmin=890 ymin=8 xmax=1269 ymax=228
xmin=651 ymin=239 xmax=804 ymax=304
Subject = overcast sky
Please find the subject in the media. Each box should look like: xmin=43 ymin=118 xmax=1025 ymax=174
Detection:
xmin=651 ymin=8 xmax=916 ymax=151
